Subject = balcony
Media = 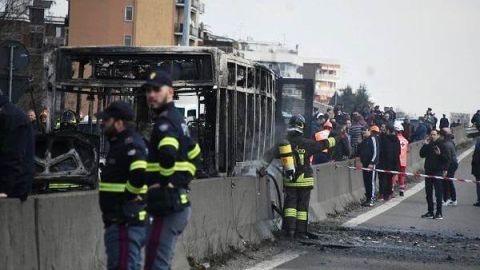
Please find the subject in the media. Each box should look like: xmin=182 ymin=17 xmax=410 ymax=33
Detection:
xmin=174 ymin=23 xmax=202 ymax=39
xmin=44 ymin=36 xmax=67 ymax=46
xmin=176 ymin=0 xmax=205 ymax=14
xmin=316 ymin=72 xmax=339 ymax=82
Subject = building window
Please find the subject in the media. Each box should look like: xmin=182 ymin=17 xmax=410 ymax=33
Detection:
xmin=125 ymin=6 xmax=133 ymax=21
xmin=55 ymin=27 xmax=62 ymax=38
xmin=124 ymin=35 xmax=132 ymax=46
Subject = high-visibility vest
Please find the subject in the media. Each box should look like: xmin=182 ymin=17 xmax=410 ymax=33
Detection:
xmin=315 ymin=130 xmax=330 ymax=153
xmin=398 ymin=134 xmax=409 ymax=167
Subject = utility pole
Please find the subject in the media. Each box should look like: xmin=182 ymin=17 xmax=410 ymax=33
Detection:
xmin=8 ymin=45 xmax=15 ymax=102
xmin=182 ymin=0 xmax=191 ymax=46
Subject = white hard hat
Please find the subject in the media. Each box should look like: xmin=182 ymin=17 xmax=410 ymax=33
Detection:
xmin=394 ymin=122 xmax=404 ymax=132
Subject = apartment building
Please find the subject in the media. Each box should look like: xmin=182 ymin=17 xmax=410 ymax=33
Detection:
xmin=303 ymin=62 xmax=341 ymax=104
xmin=68 ymin=0 xmax=204 ymax=47
xmin=238 ymin=40 xmax=303 ymax=78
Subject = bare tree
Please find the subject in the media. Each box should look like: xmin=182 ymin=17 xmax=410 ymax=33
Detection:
xmin=0 ymin=0 xmax=31 ymax=37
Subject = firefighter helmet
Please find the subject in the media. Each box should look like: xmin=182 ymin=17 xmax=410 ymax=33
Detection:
xmin=60 ymin=110 xmax=78 ymax=130
xmin=288 ymin=114 xmax=306 ymax=134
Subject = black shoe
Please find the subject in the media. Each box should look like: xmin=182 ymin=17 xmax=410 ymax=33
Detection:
xmin=434 ymin=213 xmax=443 ymax=220
xmin=473 ymin=202 xmax=480 ymax=207
xmin=399 ymin=191 xmax=404 ymax=197
xmin=421 ymin=212 xmax=434 ymax=218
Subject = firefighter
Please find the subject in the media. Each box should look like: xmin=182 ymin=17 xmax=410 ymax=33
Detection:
xmin=59 ymin=110 xmax=78 ymax=130
xmin=261 ymin=114 xmax=335 ymax=240
xmin=97 ymin=101 xmax=148 ymax=270
xmin=0 ymin=91 xmax=34 ymax=201
xmin=142 ymin=70 xmax=201 ymax=270
xmin=393 ymin=122 xmax=409 ymax=196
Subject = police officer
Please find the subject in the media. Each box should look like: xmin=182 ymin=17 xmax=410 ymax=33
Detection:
xmin=142 ymin=70 xmax=201 ymax=270
xmin=97 ymin=101 xmax=148 ymax=270
xmin=261 ymin=115 xmax=335 ymax=240
xmin=0 ymin=90 xmax=34 ymax=201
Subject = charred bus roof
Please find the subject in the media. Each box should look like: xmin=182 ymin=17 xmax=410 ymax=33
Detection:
xmin=54 ymin=46 xmax=226 ymax=90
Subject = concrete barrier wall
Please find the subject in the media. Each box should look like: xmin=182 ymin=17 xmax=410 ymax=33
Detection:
xmin=0 ymin=198 xmax=37 ymax=270
xmin=0 ymin=177 xmax=272 ymax=270
xmin=1 ymin=128 xmax=468 ymax=270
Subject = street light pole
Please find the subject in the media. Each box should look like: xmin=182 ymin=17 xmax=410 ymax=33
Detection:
xmin=8 ymin=45 xmax=15 ymax=102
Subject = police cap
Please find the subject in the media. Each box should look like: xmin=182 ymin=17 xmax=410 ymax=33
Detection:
xmin=142 ymin=69 xmax=173 ymax=89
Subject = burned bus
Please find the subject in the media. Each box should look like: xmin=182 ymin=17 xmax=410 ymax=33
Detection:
xmin=35 ymin=46 xmax=279 ymax=189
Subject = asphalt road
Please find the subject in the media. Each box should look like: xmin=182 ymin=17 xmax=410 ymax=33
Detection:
xmin=357 ymin=147 xmax=480 ymax=238
xmin=258 ymin=145 xmax=480 ymax=270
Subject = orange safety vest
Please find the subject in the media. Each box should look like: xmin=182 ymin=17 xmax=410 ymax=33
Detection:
xmin=315 ymin=130 xmax=330 ymax=153
xmin=398 ymin=134 xmax=409 ymax=167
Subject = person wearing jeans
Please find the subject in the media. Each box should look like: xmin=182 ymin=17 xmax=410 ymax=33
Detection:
xmin=472 ymin=139 xmax=480 ymax=207
xmin=419 ymin=130 xmax=450 ymax=219
xmin=441 ymin=129 xmax=458 ymax=206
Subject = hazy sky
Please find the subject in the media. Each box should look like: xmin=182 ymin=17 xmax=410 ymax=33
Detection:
xmin=51 ymin=0 xmax=480 ymax=116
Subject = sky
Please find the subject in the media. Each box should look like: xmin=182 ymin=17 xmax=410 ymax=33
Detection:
xmin=50 ymin=0 xmax=480 ymax=117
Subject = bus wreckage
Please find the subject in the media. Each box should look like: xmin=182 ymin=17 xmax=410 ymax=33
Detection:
xmin=35 ymin=46 xmax=285 ymax=190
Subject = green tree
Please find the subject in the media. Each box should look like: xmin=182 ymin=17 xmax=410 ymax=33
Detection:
xmin=335 ymin=84 xmax=372 ymax=114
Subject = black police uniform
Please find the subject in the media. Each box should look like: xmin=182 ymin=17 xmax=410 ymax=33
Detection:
xmin=263 ymin=116 xmax=335 ymax=237
xmin=143 ymin=71 xmax=201 ymax=270
xmin=99 ymin=127 xmax=148 ymax=225
xmin=97 ymin=101 xmax=148 ymax=270
xmin=0 ymin=95 xmax=34 ymax=200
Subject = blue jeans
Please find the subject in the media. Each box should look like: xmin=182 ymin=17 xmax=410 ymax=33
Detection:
xmin=476 ymin=180 xmax=480 ymax=203
xmin=144 ymin=207 xmax=191 ymax=270
xmin=104 ymin=224 xmax=146 ymax=270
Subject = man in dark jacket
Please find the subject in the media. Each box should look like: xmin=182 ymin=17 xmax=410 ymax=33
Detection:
xmin=356 ymin=125 xmax=380 ymax=206
xmin=419 ymin=129 xmax=450 ymax=219
xmin=0 ymin=93 xmax=34 ymax=200
xmin=402 ymin=118 xmax=413 ymax=141
xmin=472 ymin=139 xmax=480 ymax=207
xmin=412 ymin=117 xmax=428 ymax=141
xmin=439 ymin=114 xmax=450 ymax=129
xmin=441 ymin=129 xmax=458 ymax=206
xmin=377 ymin=124 xmax=401 ymax=200
xmin=471 ymin=110 xmax=480 ymax=131
xmin=332 ymin=125 xmax=351 ymax=161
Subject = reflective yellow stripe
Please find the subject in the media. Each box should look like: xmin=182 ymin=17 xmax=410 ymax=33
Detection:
xmin=296 ymin=211 xmax=308 ymax=221
xmin=100 ymin=182 xmax=147 ymax=194
xmin=175 ymin=161 xmax=196 ymax=176
xmin=146 ymin=161 xmax=197 ymax=176
xmin=139 ymin=210 xmax=146 ymax=221
xmin=146 ymin=163 xmax=160 ymax=172
xmin=158 ymin=137 xmax=179 ymax=150
xmin=187 ymin=144 xmax=201 ymax=160
xmin=328 ymin=137 xmax=336 ymax=148
xmin=159 ymin=164 xmax=175 ymax=177
xmin=99 ymin=182 xmax=126 ymax=192
xmin=125 ymin=181 xmax=148 ymax=194
xmin=130 ymin=160 xmax=147 ymax=171
xmin=180 ymin=194 xmax=189 ymax=204
xmin=48 ymin=183 xmax=82 ymax=189
xmin=284 ymin=208 xmax=297 ymax=217
xmin=284 ymin=174 xmax=314 ymax=187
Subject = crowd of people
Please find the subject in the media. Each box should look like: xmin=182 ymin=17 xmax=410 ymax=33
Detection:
xmin=308 ymin=104 xmax=480 ymax=220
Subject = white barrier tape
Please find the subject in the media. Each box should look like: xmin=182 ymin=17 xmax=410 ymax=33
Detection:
xmin=335 ymin=164 xmax=479 ymax=184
